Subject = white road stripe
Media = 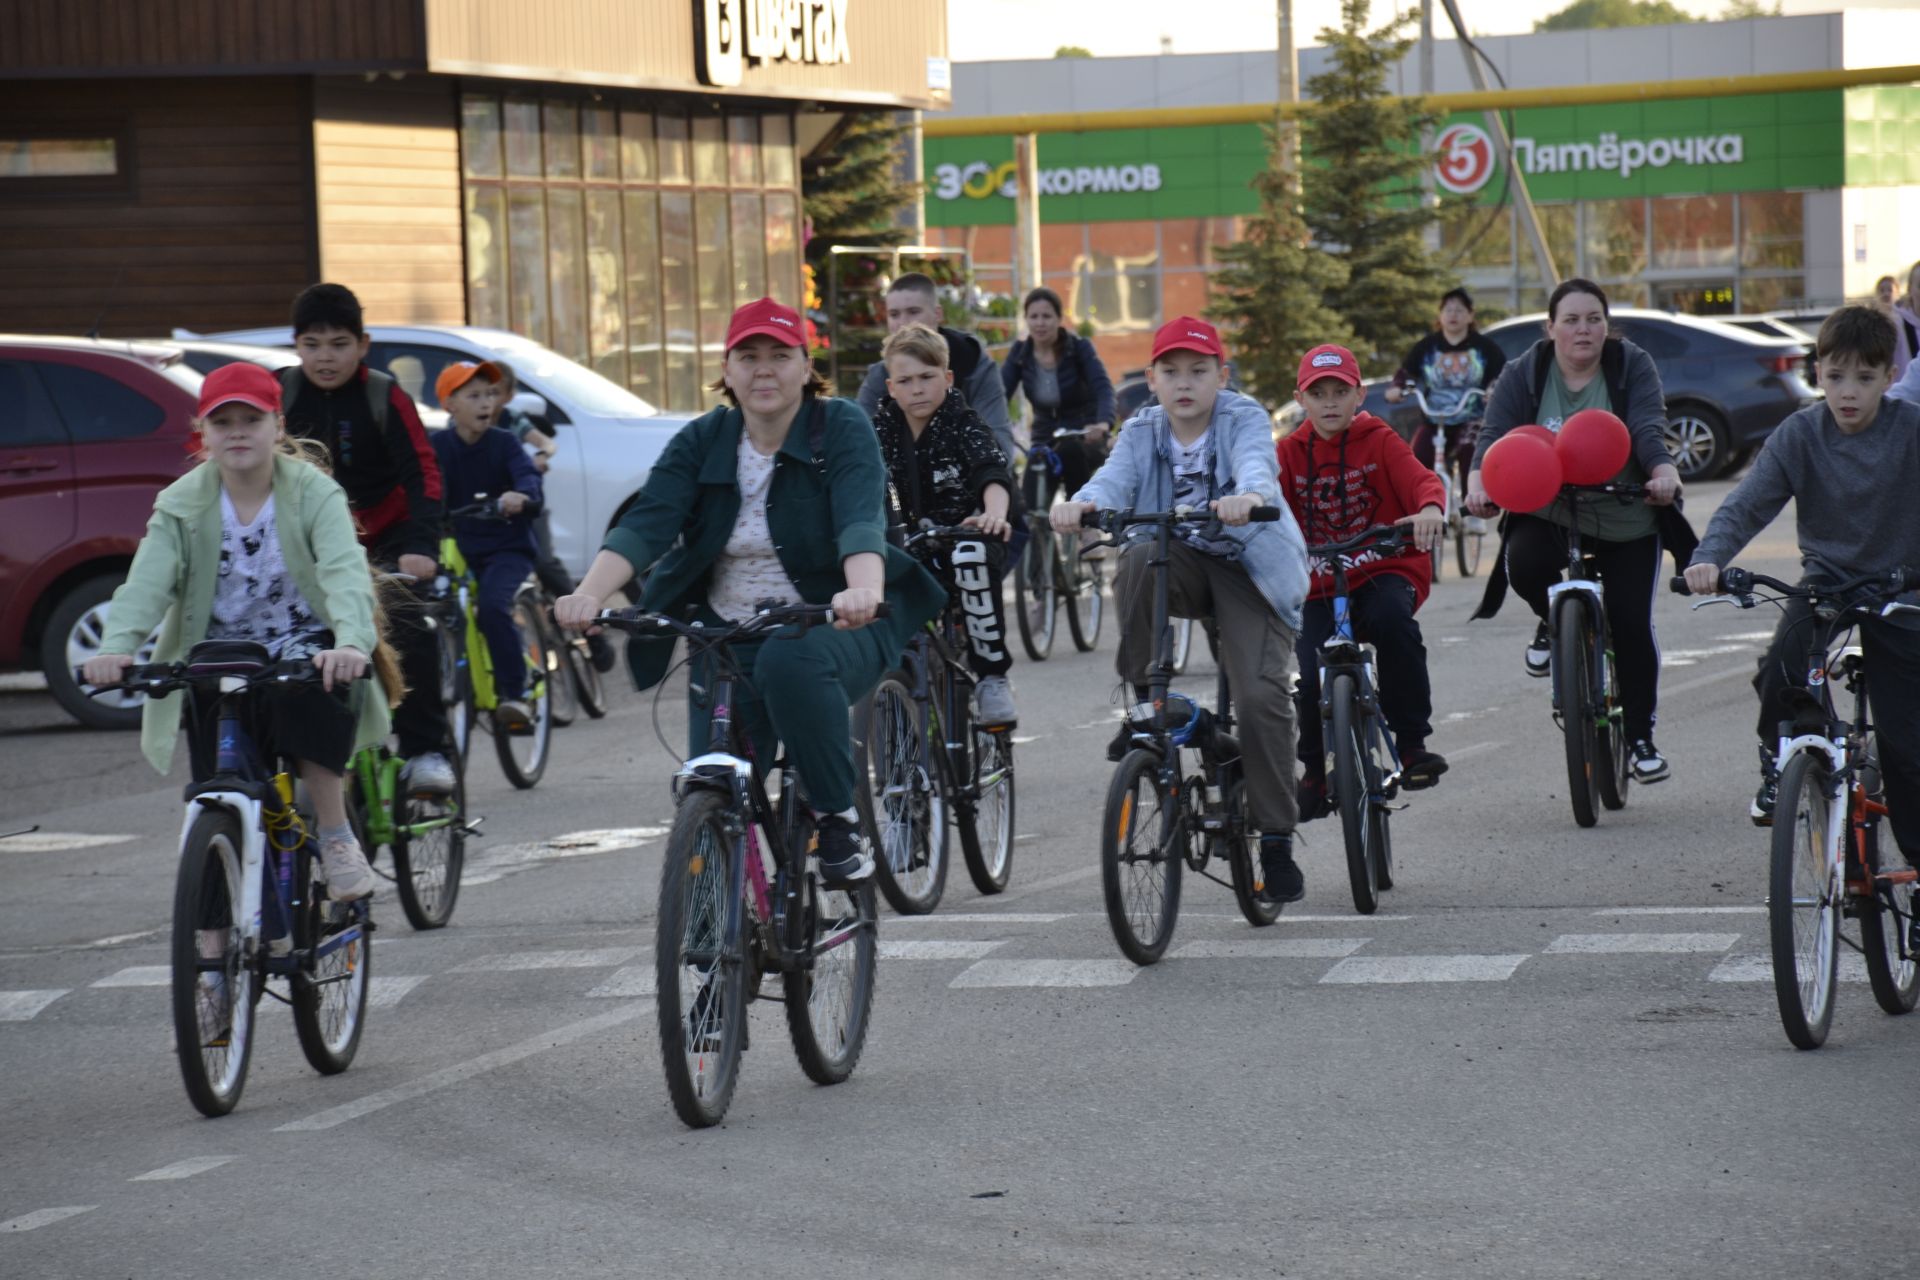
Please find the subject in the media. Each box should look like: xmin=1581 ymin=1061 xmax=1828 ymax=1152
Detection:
xmin=91 ymin=966 xmax=170 ymax=988
xmin=0 ymin=1205 xmax=96 ymax=1232
xmin=1321 ymin=955 xmax=1529 ymax=984
xmin=1545 ymin=933 xmax=1741 ymax=954
xmin=131 ymin=1155 xmax=239 ymax=1181
xmin=453 ymin=947 xmax=643 ymax=973
xmin=1592 ymin=906 xmax=1765 ymax=916
xmin=366 ymin=975 xmax=429 ymax=1009
xmin=275 ymin=1001 xmax=653 ymax=1132
xmin=949 ymin=959 xmax=1140 ymax=988
xmin=879 ymin=939 xmax=1006 ymax=960
xmin=586 ymin=966 xmax=656 ymax=998
xmin=0 ymin=990 xmax=68 ymax=1021
xmin=1173 ymin=938 xmax=1369 ymax=959
xmin=1708 ymin=954 xmax=1869 ymax=983
xmin=0 ymin=832 xmax=136 ymax=853
xmin=889 ymin=912 xmax=1070 ymax=925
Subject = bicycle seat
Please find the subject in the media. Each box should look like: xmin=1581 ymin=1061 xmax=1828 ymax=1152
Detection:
xmin=183 ymin=640 xmax=274 ymax=675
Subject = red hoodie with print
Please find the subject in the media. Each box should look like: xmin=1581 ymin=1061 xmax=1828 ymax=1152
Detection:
xmin=1276 ymin=412 xmax=1447 ymax=606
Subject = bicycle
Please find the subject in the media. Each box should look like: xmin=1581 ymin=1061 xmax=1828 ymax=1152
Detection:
xmin=1541 ymin=482 xmax=1645 ymax=829
xmin=1407 ymin=386 xmax=1489 ymax=581
xmin=432 ymin=496 xmax=555 ymax=789
xmin=1015 ymin=426 xmax=1105 ymax=660
xmin=1306 ymin=524 xmax=1418 ymax=915
xmin=89 ymin=644 xmax=373 ymax=1117
xmin=523 ymin=577 xmax=609 ymax=729
xmin=1673 ymin=566 xmax=1919 ymax=1049
xmin=853 ymin=524 xmax=1019 ymax=914
xmin=594 ymin=602 xmax=880 ymax=1129
xmin=344 ymin=733 xmax=469 ymax=931
xmin=1085 ymin=504 xmax=1287 ymax=966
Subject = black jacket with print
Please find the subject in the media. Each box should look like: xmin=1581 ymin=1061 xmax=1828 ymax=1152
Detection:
xmin=870 ymin=387 xmax=1015 ymax=532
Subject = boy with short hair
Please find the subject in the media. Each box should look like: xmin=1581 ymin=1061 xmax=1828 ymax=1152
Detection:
xmin=870 ymin=325 xmax=1019 ymax=727
xmin=1051 ymin=316 xmax=1312 ymax=903
xmin=280 ymin=282 xmax=454 ymax=792
xmin=856 ymin=272 xmax=1016 ymax=465
xmin=1277 ymin=344 xmax=1450 ymax=820
xmin=1685 ymin=305 xmax=1920 ymax=867
xmin=431 ymin=361 xmax=544 ymax=731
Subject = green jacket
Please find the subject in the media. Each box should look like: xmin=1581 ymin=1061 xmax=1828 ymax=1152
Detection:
xmin=603 ymin=395 xmax=946 ymax=689
xmin=100 ymin=454 xmax=391 ymax=774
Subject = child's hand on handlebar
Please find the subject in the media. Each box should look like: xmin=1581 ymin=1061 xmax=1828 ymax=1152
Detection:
xmin=961 ymin=511 xmax=1012 ymax=541
xmin=553 ymin=592 xmax=604 ymax=632
xmin=83 ymin=654 xmax=134 ymax=687
xmin=499 ymin=491 xmax=529 ymax=516
xmin=1050 ymin=500 xmax=1094 ymax=535
xmin=1211 ymin=493 xmax=1262 ymax=527
xmin=830 ymin=586 xmax=883 ymax=630
xmin=312 ymin=645 xmax=369 ymax=691
xmin=1384 ymin=385 xmax=1405 ymax=404
xmin=1398 ymin=504 xmax=1445 ymax=552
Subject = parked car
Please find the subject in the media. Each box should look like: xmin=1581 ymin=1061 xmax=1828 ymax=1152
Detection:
xmin=208 ymin=324 xmax=695 ymax=579
xmin=1761 ymin=308 xmax=1832 ymax=343
xmin=158 ymin=336 xmax=447 ymax=427
xmin=1479 ymin=309 xmax=1819 ymax=481
xmin=0 ymin=336 xmax=201 ymax=728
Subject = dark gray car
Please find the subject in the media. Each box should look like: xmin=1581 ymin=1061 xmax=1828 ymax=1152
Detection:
xmin=1479 ymin=309 xmax=1818 ymax=482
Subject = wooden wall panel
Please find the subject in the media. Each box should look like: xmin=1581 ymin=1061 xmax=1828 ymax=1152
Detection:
xmin=0 ymin=77 xmax=316 ymax=337
xmin=311 ymin=77 xmax=466 ymax=324
xmin=0 ymin=0 xmax=422 ymax=76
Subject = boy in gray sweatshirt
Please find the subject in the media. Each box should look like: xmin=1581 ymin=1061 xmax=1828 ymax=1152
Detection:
xmin=1685 ymin=306 xmax=1920 ymax=865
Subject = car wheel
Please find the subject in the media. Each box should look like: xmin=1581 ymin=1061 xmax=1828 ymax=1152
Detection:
xmin=1663 ymin=404 xmax=1731 ymax=483
xmin=42 ymin=575 xmax=156 ymax=730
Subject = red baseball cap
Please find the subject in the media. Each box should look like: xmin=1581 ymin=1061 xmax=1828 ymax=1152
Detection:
xmin=1297 ymin=344 xmax=1362 ymax=388
xmin=725 ymin=297 xmax=807 ymax=350
xmin=196 ymin=362 xmax=283 ymax=418
xmin=1150 ymin=316 xmax=1225 ymax=363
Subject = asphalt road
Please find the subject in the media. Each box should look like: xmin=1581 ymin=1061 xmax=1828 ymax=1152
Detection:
xmin=3 ymin=479 xmax=1912 ymax=1278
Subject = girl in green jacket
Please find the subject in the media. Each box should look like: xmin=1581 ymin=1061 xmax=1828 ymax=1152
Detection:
xmin=86 ymin=363 xmax=399 ymax=901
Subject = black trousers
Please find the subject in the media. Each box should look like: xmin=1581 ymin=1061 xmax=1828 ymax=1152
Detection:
xmin=371 ymin=533 xmax=451 ymax=759
xmin=1754 ymin=593 xmax=1920 ymax=863
xmin=186 ymin=679 xmax=356 ymax=781
xmin=919 ymin=537 xmax=1011 ymax=679
xmin=1294 ymin=575 xmax=1434 ymax=768
xmin=1504 ymin=516 xmax=1663 ymax=742
xmin=531 ymin=511 xmax=574 ymax=601
xmin=1023 ymin=431 xmax=1102 ymax=511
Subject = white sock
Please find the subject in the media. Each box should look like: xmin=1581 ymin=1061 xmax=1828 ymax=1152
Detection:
xmin=318 ymin=822 xmax=353 ymax=846
xmin=813 ymin=807 xmax=858 ymax=825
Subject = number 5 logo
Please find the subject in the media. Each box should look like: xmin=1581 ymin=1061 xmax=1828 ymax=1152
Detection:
xmin=1434 ymin=123 xmax=1495 ymax=195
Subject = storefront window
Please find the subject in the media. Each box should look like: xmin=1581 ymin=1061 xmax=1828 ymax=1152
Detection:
xmin=461 ymin=97 xmax=502 ymax=178
xmin=504 ymin=100 xmax=542 ymax=178
xmin=692 ymin=116 xmax=727 ymax=186
xmin=728 ymin=116 xmax=761 ymax=187
xmin=1740 ymin=192 xmax=1803 ymax=271
xmin=507 ymin=188 xmax=549 ymax=343
xmin=660 ymin=192 xmax=698 ymax=408
xmin=586 ymin=189 xmax=627 ymax=389
xmin=730 ymin=193 xmax=767 ymax=305
xmin=548 ymin=188 xmax=588 ymax=363
xmin=1739 ymin=276 xmax=1804 ymax=312
xmin=1651 ymin=196 xmax=1735 ymax=272
xmin=544 ymin=102 xmax=580 ymax=180
xmin=620 ymin=110 xmax=655 ymax=184
xmin=465 ymin=186 xmax=508 ymax=328
xmin=657 ymin=112 xmax=690 ymax=184
xmin=582 ymin=106 xmax=619 ymax=182
xmin=763 ymin=115 xmax=795 ymax=186
xmin=695 ymin=191 xmax=733 ymax=391
xmin=1582 ymin=199 xmax=1647 ymax=282
xmin=765 ymin=192 xmax=801 ymax=311
xmin=624 ymin=189 xmax=664 ymax=406
xmin=1653 ymin=280 xmax=1736 ymax=315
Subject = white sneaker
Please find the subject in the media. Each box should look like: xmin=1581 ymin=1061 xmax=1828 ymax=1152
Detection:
xmin=494 ymin=699 xmax=533 ymax=734
xmin=975 ymin=676 xmax=1018 ymax=727
xmin=319 ymin=835 xmax=376 ymax=902
xmin=1524 ymin=622 xmax=1552 ymax=678
xmin=402 ymin=751 xmax=456 ymax=795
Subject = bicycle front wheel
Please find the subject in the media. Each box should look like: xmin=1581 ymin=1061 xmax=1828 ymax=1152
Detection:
xmin=1452 ymin=462 xmax=1484 ymax=578
xmin=783 ymin=869 xmax=877 ymax=1086
xmin=1596 ymin=649 xmax=1630 ymax=813
xmin=1014 ymin=526 xmax=1057 ymax=661
xmin=1101 ymin=748 xmax=1183 ymax=965
xmin=493 ymin=593 xmax=554 ymax=789
xmin=538 ymin=608 xmax=579 ymax=728
xmin=567 ymin=631 xmax=609 ymax=719
xmin=1331 ymin=674 xmax=1382 ymax=915
xmin=1769 ymin=752 xmax=1840 ymax=1049
xmin=290 ymin=840 xmax=371 ymax=1075
xmin=655 ymin=789 xmax=748 ymax=1128
xmin=853 ymin=672 xmax=949 ymax=915
xmin=1554 ymin=605 xmax=1601 ymax=829
xmin=1222 ymin=775 xmax=1281 ymax=927
xmin=1169 ymin=617 xmax=1194 ymax=675
xmin=958 ymin=726 xmax=1016 ymax=895
xmin=1065 ymin=543 xmax=1104 ymax=653
xmin=171 ymin=810 xmax=256 ymax=1117
xmin=437 ymin=615 xmax=474 ymax=763
xmin=1857 ymin=806 xmax=1919 ymax=1016
xmin=393 ymin=754 xmax=466 ymax=930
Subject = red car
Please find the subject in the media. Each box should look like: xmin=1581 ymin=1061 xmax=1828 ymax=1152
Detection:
xmin=0 ymin=337 xmax=201 ymax=728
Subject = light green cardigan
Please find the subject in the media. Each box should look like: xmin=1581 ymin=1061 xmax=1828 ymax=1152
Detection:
xmin=100 ymin=454 xmax=391 ymax=774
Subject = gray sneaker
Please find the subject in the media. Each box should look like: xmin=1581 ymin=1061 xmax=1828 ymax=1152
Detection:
xmin=974 ymin=676 xmax=1018 ymax=728
xmin=319 ymin=835 xmax=376 ymax=902
xmin=402 ymin=751 xmax=456 ymax=796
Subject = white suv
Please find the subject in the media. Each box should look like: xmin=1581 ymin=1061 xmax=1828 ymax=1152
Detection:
xmin=206 ymin=324 xmax=694 ymax=579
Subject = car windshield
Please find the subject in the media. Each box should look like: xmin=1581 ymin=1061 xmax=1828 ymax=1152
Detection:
xmin=159 ymin=361 xmax=204 ymax=399
xmin=473 ymin=334 xmax=660 ymax=418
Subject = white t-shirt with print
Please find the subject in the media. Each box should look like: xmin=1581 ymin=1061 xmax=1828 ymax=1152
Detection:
xmin=207 ymin=490 xmax=323 ymax=652
xmin=707 ymin=433 xmax=802 ymax=623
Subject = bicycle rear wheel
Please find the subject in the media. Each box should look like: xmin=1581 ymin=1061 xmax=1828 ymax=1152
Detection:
xmin=493 ymin=592 xmax=553 ymax=790
xmin=171 ymin=810 xmax=256 ymax=1117
xmin=1453 ymin=462 xmax=1484 ymax=578
xmin=1065 ymin=546 xmax=1104 ymax=652
xmin=437 ymin=615 xmax=474 ymax=763
xmin=1554 ymin=604 xmax=1601 ymax=829
xmin=566 ymin=631 xmax=609 ymax=719
xmin=656 ymin=789 xmax=748 ymax=1128
xmin=783 ymin=865 xmax=877 ymax=1086
xmin=1101 ymin=748 xmax=1183 ymax=965
xmin=853 ymin=671 xmax=949 ymax=915
xmin=958 ymin=726 xmax=1016 ymax=894
xmin=538 ymin=608 xmax=578 ymax=728
xmin=1858 ymin=808 xmax=1919 ymax=1016
xmin=1769 ymin=752 xmax=1839 ymax=1049
xmin=1331 ymin=675 xmax=1382 ymax=915
xmin=1014 ymin=526 xmax=1057 ymax=661
xmin=1169 ymin=617 xmax=1194 ymax=675
xmin=393 ymin=752 xmax=465 ymax=929
xmin=1222 ymin=776 xmax=1281 ymax=927
xmin=291 ymin=838 xmax=371 ymax=1075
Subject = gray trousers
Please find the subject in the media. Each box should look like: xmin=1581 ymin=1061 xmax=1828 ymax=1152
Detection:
xmin=1114 ymin=539 xmax=1300 ymax=833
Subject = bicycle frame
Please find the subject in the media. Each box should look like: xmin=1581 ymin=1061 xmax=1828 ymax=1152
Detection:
xmin=1545 ymin=487 xmax=1631 ymax=731
xmin=1312 ymin=531 xmax=1407 ymax=789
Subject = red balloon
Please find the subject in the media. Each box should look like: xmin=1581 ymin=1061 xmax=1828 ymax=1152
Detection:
xmin=1481 ymin=432 xmax=1564 ymax=513
xmin=1556 ymin=408 xmax=1631 ymax=485
xmin=1510 ymin=424 xmax=1557 ymax=448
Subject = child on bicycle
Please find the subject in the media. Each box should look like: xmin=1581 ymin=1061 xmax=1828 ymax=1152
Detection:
xmin=1383 ymin=287 xmax=1506 ymax=472
xmin=431 ymin=360 xmax=545 ymax=732
xmin=870 ymin=324 xmax=1019 ymax=728
xmin=85 ymin=363 xmax=402 ymax=901
xmin=1051 ymin=316 xmax=1312 ymax=904
xmin=1277 ymin=344 xmax=1450 ymax=819
xmin=1685 ymin=304 xmax=1920 ymax=857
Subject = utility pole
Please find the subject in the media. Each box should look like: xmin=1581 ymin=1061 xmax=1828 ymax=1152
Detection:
xmin=1419 ymin=0 xmax=1436 ymax=205
xmin=1275 ymin=0 xmax=1298 ymax=174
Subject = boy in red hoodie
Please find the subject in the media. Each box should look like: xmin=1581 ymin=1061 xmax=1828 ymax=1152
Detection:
xmin=1277 ymin=344 xmax=1448 ymax=819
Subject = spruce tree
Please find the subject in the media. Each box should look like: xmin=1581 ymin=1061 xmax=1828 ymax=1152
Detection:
xmin=801 ymin=112 xmax=918 ymax=259
xmin=1300 ymin=0 xmax=1453 ymax=375
xmin=1207 ymin=132 xmax=1353 ymax=410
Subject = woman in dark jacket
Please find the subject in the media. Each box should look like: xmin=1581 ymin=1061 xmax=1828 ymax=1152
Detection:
xmin=1464 ymin=278 xmax=1690 ymax=784
xmin=556 ymin=298 xmax=945 ymax=886
xmin=1001 ymin=287 xmax=1115 ymax=511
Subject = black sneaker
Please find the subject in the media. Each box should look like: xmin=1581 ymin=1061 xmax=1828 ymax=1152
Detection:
xmin=1399 ymin=747 xmax=1449 ymax=790
xmin=587 ymin=631 xmax=617 ymax=673
xmin=1255 ymin=833 xmax=1305 ymax=905
xmin=1525 ymin=621 xmax=1552 ymax=678
xmin=1629 ymin=739 xmax=1670 ymax=784
xmin=814 ymin=814 xmax=875 ymax=887
xmin=1750 ymin=775 xmax=1777 ymax=827
xmin=1296 ymin=773 xmax=1331 ymax=822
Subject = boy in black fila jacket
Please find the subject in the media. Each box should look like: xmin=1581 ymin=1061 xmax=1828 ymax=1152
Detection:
xmin=280 ymin=282 xmax=455 ymax=794
xmin=869 ymin=324 xmax=1019 ymax=728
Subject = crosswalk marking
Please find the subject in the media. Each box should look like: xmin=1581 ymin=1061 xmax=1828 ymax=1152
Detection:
xmin=367 ymin=976 xmax=429 ymax=1009
xmin=0 ymin=1205 xmax=96 ymax=1232
xmin=879 ymin=940 xmax=1006 ymax=960
xmin=91 ymin=966 xmax=170 ymax=988
xmin=1708 ymin=954 xmax=1870 ymax=983
xmin=1593 ymin=907 xmax=1765 ymax=916
xmin=453 ymin=948 xmax=643 ymax=973
xmin=1320 ymin=955 xmax=1529 ymax=984
xmin=890 ymin=912 xmax=1069 ymax=925
xmin=131 ymin=1155 xmax=239 ymax=1181
xmin=949 ymin=959 xmax=1141 ymax=989
xmin=586 ymin=966 xmax=656 ymax=998
xmin=1545 ymin=933 xmax=1741 ymax=954
xmin=0 ymin=831 xmax=136 ymax=853
xmin=0 ymin=990 xmax=68 ymax=1021
xmin=1172 ymin=938 xmax=1369 ymax=959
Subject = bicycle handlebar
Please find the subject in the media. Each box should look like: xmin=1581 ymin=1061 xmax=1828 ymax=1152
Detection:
xmin=1407 ymin=387 xmax=1487 ymax=425
xmin=1078 ymin=504 xmax=1282 ymax=530
xmin=80 ymin=657 xmax=360 ymax=698
xmin=1307 ymin=524 xmax=1414 ymax=559
xmin=593 ymin=601 xmax=891 ymax=640
xmin=1669 ymin=566 xmax=1917 ymax=600
xmin=901 ymin=521 xmax=997 ymax=552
